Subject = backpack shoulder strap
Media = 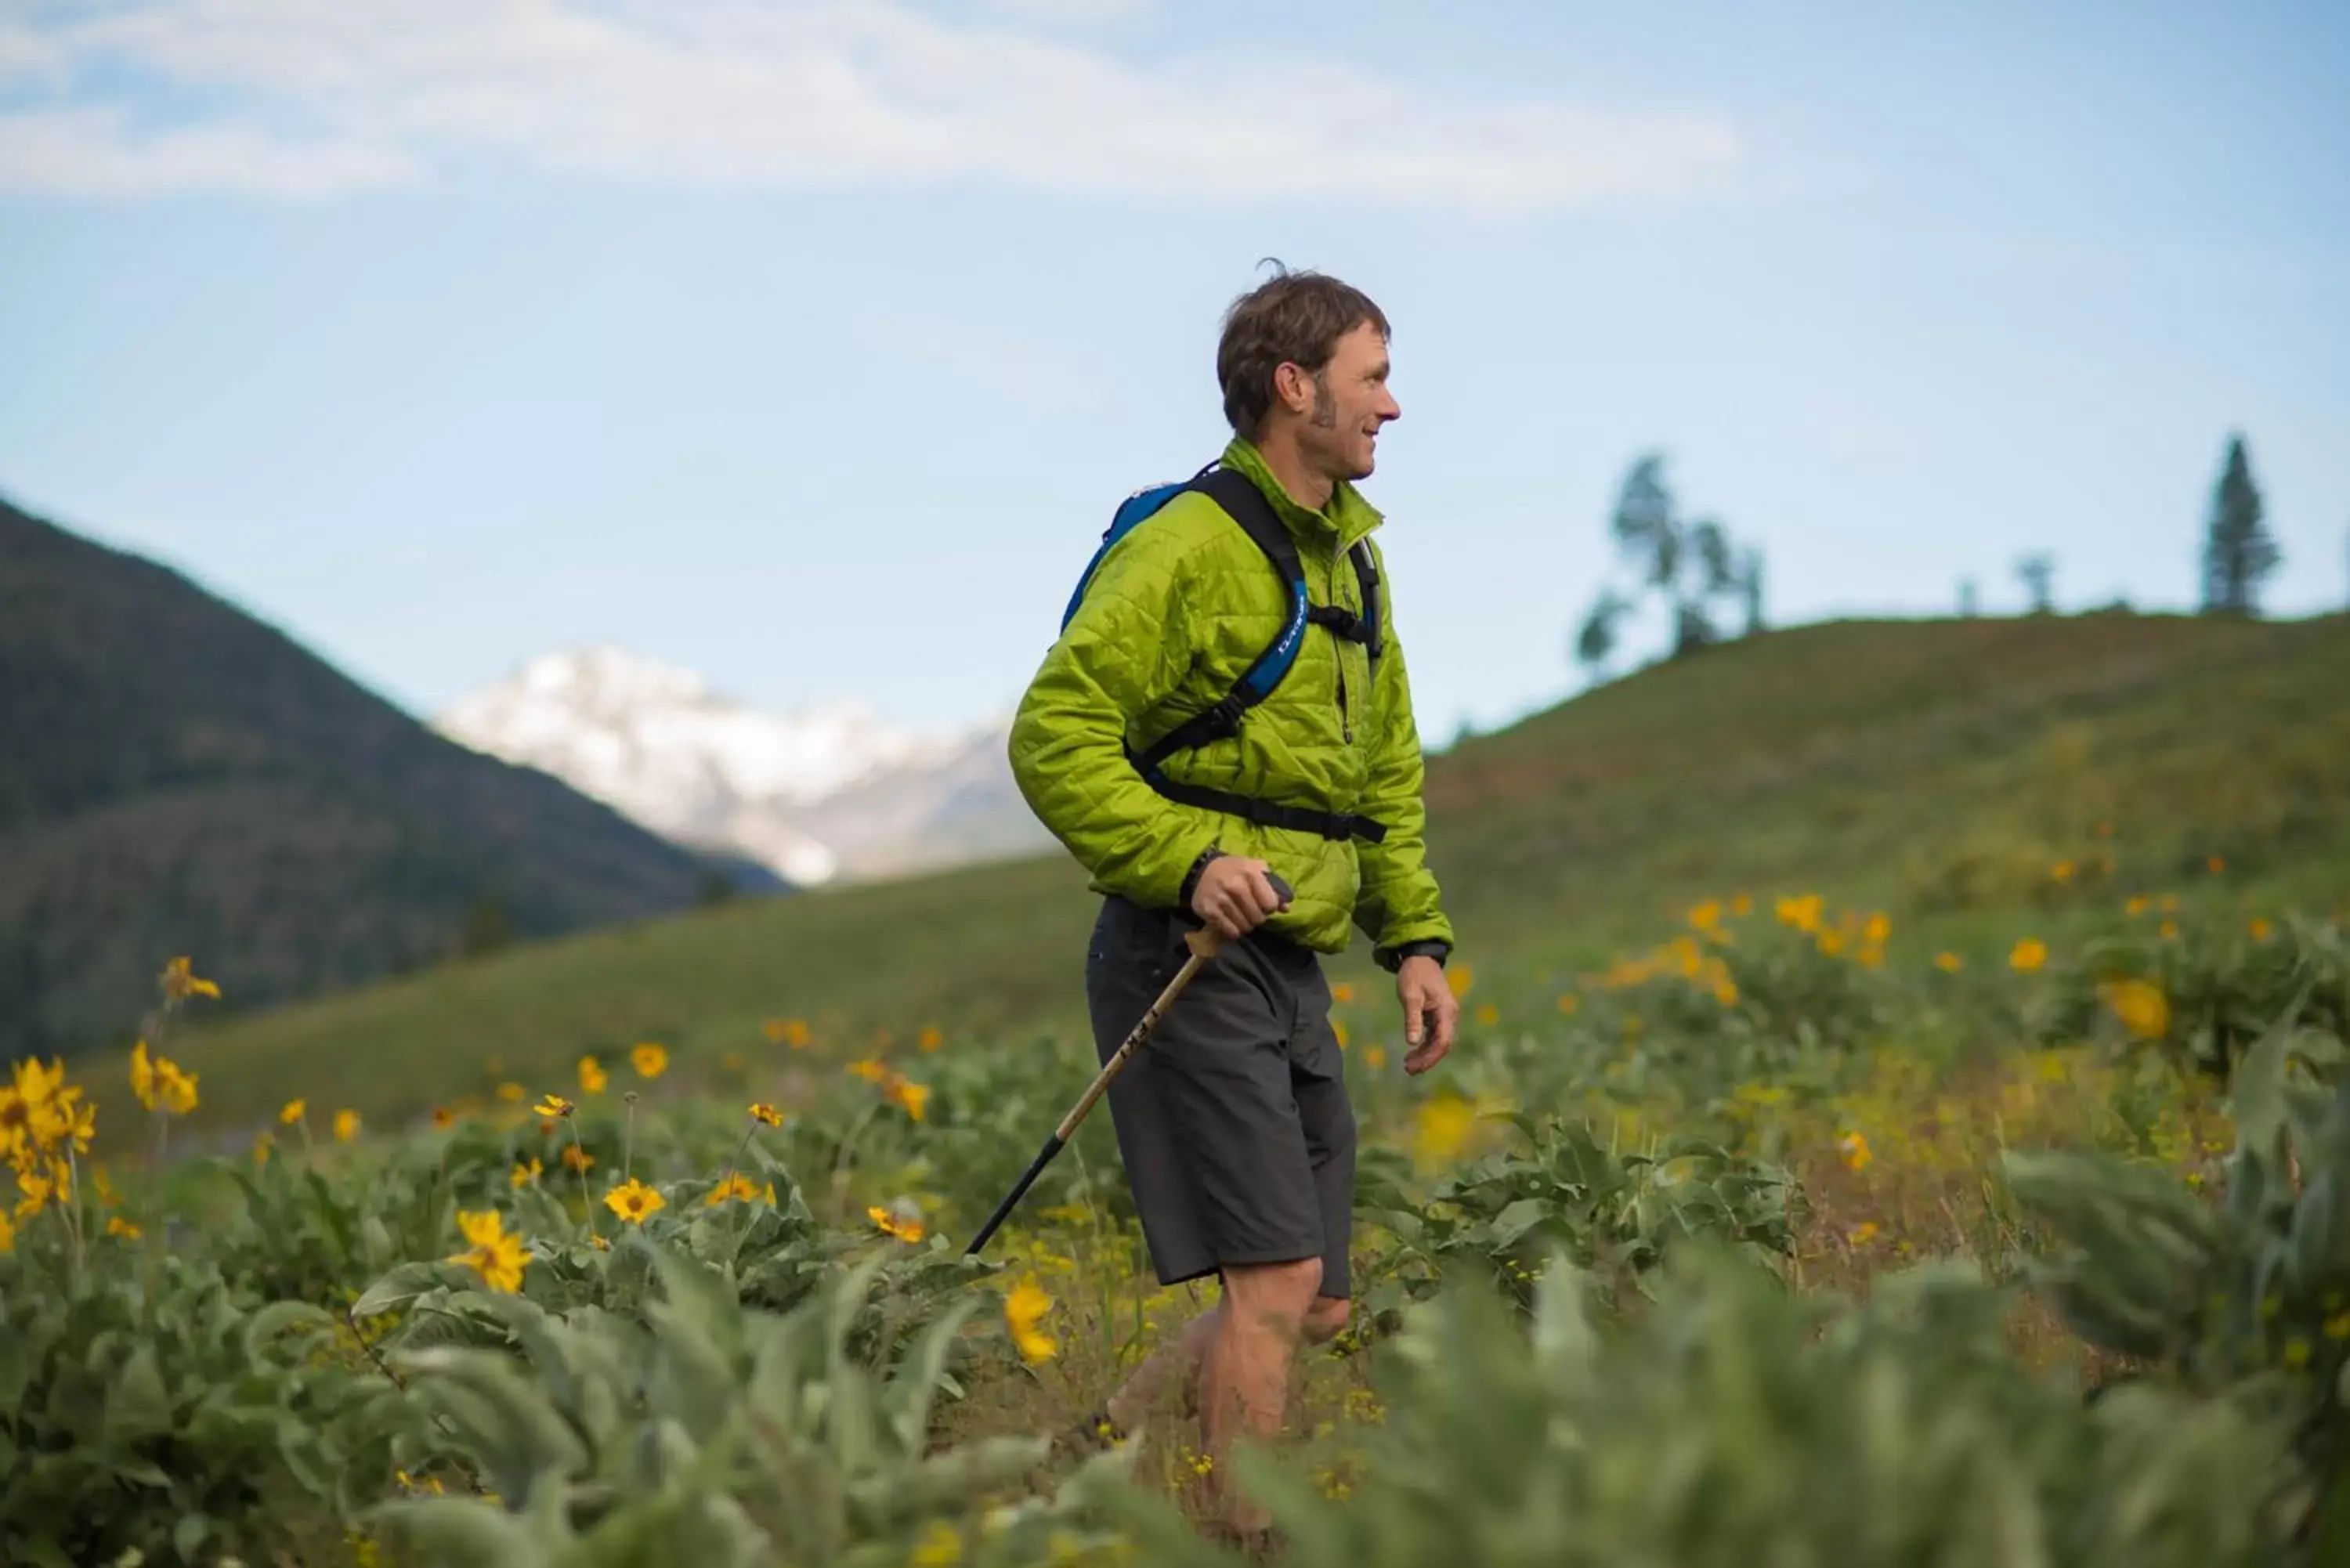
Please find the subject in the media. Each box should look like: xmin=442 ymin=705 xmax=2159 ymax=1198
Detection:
xmin=1350 ymin=540 xmax=1383 ymax=667
xmin=1130 ymin=465 xmax=1311 ymax=772
xmin=1190 ymin=467 xmax=1302 ymax=582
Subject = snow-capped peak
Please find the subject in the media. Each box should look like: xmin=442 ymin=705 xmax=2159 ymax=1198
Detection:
xmin=432 ymin=647 xmax=1043 ymax=887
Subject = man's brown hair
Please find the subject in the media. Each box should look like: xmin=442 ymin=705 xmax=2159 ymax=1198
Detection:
xmin=1215 ymin=262 xmax=1390 ymax=439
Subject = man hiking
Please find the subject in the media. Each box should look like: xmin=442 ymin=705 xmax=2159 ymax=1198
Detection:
xmin=1007 ymin=265 xmax=1459 ymax=1546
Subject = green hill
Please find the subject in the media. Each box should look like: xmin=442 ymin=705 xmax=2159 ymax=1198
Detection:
xmin=0 ymin=493 xmax=770 ymax=1057
xmin=168 ymin=609 xmax=2350 ymax=1134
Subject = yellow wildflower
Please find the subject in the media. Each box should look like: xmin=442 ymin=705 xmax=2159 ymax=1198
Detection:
xmin=562 ymin=1144 xmax=595 ymax=1173
xmin=2125 ymin=895 xmax=2149 ymax=916
xmin=1838 ymin=1130 xmax=1873 ymax=1172
xmin=578 ymin=1056 xmax=609 ymax=1095
xmin=2099 ymin=977 xmax=2171 ymax=1041
xmin=917 ymin=1024 xmax=945 ymax=1053
xmin=847 ymin=1057 xmax=888 ymax=1083
xmin=1688 ymin=899 xmax=1723 ymax=930
xmin=252 ymin=1132 xmax=273 ymax=1166
xmin=2207 ymin=855 xmax=2226 ymax=874
xmin=157 ymin=1058 xmax=197 ymax=1115
xmin=333 ymin=1108 xmax=360 ymax=1143
xmin=2050 ymin=861 xmax=2074 ymax=884
xmin=447 ymin=1209 xmax=528 ymax=1293
xmin=1864 ymin=912 xmax=1893 ymax=946
xmin=1330 ymin=981 xmax=1356 ymax=1004
xmin=1004 ymin=1277 xmax=1058 ymax=1363
xmin=631 ymin=1042 xmax=668 ymax=1079
xmin=2009 ymin=938 xmax=2048 ymax=974
xmin=279 ymin=1098 xmax=307 ymax=1125
xmin=1775 ymin=894 xmax=1824 ymax=933
xmin=887 ymin=1078 xmax=931 ymax=1122
xmin=129 ymin=1040 xmax=157 ymax=1111
xmin=1444 ymin=963 xmax=1474 ymax=999
xmin=496 ymin=1082 xmax=526 ymax=1103
xmin=1413 ymin=1096 xmax=1477 ymax=1165
xmin=1847 ymin=1222 xmax=1880 ymax=1245
xmin=432 ymin=1106 xmax=454 ymax=1130
xmin=0 ymin=1209 xmax=13 ymax=1253
xmin=1934 ymin=952 xmax=1964 ymax=973
xmin=869 ymin=1205 xmax=925 ymax=1242
xmin=782 ymin=1019 xmax=812 ymax=1049
xmin=16 ymin=1168 xmax=53 ymax=1219
xmin=1557 ymin=992 xmax=1581 ymax=1015
xmin=162 ymin=956 xmax=221 ymax=1001
xmin=706 ymin=1174 xmax=762 ymax=1207
xmin=1333 ymin=1020 xmax=1350 ymax=1050
xmin=532 ymin=1093 xmax=576 ymax=1119
xmin=747 ymin=1101 xmax=783 ymax=1127
xmin=107 ymin=1216 xmax=141 ymax=1239
xmin=2159 ymin=920 xmax=2180 ymax=941
xmin=2251 ymin=918 xmax=2274 ymax=941
xmin=911 ymin=1520 xmax=964 ymax=1566
xmin=605 ymin=1178 xmax=665 ymax=1224
xmin=1364 ymin=1045 xmax=1387 ymax=1071
xmin=511 ymin=1158 xmax=543 ymax=1187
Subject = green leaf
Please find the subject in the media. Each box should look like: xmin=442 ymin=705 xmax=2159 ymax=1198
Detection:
xmin=104 ymin=1344 xmax=173 ymax=1440
xmin=242 ymin=1299 xmax=334 ymax=1361
xmin=354 ymin=1260 xmax=449 ymax=1319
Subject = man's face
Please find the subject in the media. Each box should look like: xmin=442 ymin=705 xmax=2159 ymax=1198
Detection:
xmin=1297 ymin=320 xmax=1399 ymax=483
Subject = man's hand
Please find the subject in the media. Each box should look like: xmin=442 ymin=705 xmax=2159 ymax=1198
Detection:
xmin=1191 ymin=854 xmax=1289 ymax=941
xmin=1397 ymin=956 xmax=1456 ymax=1075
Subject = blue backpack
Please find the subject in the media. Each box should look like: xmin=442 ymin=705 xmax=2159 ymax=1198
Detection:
xmin=1059 ymin=464 xmax=1388 ymax=844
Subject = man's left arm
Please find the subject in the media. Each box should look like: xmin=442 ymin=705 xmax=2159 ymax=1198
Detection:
xmin=1351 ymin=544 xmax=1459 ymax=1072
xmin=1354 ymin=543 xmax=1455 ymax=970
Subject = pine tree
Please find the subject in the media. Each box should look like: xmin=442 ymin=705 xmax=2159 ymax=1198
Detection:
xmin=2016 ymin=554 xmax=2056 ymax=615
xmin=2200 ymin=432 xmax=2280 ymax=615
xmin=1596 ymin=452 xmax=1758 ymax=664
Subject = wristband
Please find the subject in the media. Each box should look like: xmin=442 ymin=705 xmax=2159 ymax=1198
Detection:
xmin=1376 ymin=939 xmax=1452 ymax=974
xmin=1177 ymin=846 xmax=1226 ymax=912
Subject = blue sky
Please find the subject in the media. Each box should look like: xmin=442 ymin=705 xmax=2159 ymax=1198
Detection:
xmin=2 ymin=0 xmax=2345 ymax=744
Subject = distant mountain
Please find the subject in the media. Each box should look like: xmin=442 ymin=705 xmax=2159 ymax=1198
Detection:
xmin=433 ymin=648 xmax=1051 ymax=887
xmin=0 ymin=494 xmax=760 ymax=1056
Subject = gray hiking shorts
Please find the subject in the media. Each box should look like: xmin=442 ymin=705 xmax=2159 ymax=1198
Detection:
xmin=1084 ymin=895 xmax=1356 ymax=1299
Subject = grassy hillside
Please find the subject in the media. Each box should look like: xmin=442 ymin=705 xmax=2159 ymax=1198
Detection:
xmin=164 ymin=609 xmax=2350 ymax=1136
xmin=0 ymin=493 xmax=766 ymax=1056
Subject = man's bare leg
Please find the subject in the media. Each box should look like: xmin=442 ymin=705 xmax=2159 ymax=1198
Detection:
xmin=1104 ymin=1288 xmax=1349 ymax=1436
xmin=1103 ymin=1301 xmax=1223 ymax=1434
xmin=1193 ymin=1259 xmax=1337 ymax=1531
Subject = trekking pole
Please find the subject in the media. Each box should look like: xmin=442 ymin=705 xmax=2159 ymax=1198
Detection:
xmin=964 ymin=873 xmax=1294 ymax=1257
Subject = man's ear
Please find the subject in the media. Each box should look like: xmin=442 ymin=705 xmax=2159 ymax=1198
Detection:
xmin=1270 ymin=360 xmax=1314 ymax=419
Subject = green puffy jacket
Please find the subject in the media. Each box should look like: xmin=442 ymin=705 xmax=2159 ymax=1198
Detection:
xmin=1008 ymin=436 xmax=1454 ymax=965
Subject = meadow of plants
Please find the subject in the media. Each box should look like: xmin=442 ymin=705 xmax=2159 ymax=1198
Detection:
xmin=8 ymin=845 xmax=2350 ymax=1566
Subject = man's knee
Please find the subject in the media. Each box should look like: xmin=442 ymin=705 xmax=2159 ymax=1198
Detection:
xmin=1220 ymin=1257 xmax=1323 ymax=1332
xmin=1300 ymin=1295 xmax=1349 ymax=1346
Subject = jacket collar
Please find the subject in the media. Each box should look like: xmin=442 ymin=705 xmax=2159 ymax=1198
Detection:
xmin=1220 ymin=437 xmax=1383 ymax=553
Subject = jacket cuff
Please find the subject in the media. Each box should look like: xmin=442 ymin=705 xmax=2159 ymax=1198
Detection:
xmin=1375 ymin=938 xmax=1452 ymax=974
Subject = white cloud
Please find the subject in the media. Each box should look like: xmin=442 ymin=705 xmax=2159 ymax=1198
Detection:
xmin=0 ymin=0 xmax=1743 ymax=210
